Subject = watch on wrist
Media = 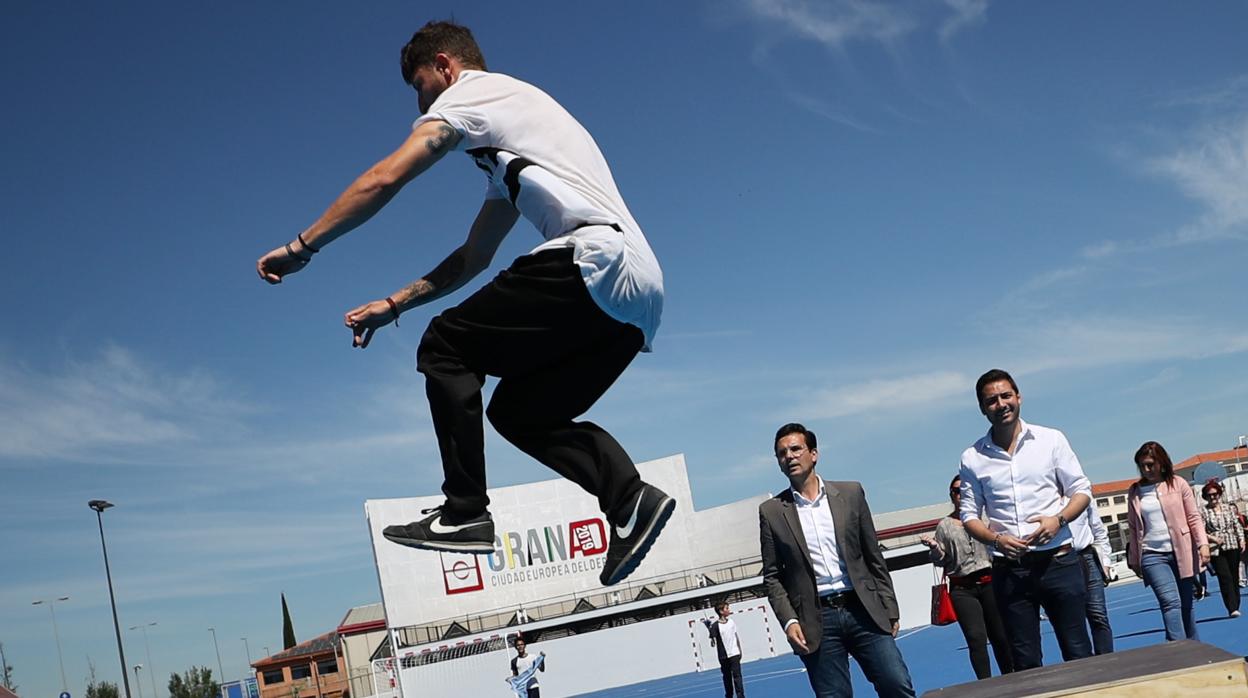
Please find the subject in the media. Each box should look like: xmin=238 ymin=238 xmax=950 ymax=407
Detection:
xmin=1057 ymin=514 xmax=1068 ymax=528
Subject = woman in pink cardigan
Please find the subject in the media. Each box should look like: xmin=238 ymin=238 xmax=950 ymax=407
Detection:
xmin=1126 ymin=441 xmax=1211 ymax=641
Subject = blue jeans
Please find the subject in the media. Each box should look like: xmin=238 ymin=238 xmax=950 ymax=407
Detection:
xmin=1079 ymin=548 xmax=1114 ymax=654
xmin=992 ymin=548 xmax=1092 ymax=670
xmin=1140 ymin=551 xmax=1198 ymax=641
xmin=799 ymin=599 xmax=915 ymax=697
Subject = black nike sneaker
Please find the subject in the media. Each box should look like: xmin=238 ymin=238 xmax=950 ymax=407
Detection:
xmin=599 ymin=484 xmax=676 ymax=586
xmin=382 ymin=506 xmax=495 ymax=554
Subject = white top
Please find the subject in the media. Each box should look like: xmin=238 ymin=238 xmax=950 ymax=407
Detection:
xmin=1081 ymin=500 xmax=1110 ymax=561
xmin=792 ymin=477 xmax=853 ymax=595
xmin=1137 ymin=484 xmax=1174 ymax=553
xmin=512 ymin=652 xmax=541 ymax=688
xmin=1061 ymin=497 xmax=1100 ymax=557
xmin=959 ymin=421 xmax=1093 ymax=554
xmin=715 ymin=617 xmax=742 ymax=658
xmin=415 ymin=70 xmax=663 ymax=349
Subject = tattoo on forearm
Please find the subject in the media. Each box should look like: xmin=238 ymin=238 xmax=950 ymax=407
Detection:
xmin=403 ymin=248 xmax=468 ymax=302
xmin=426 ymin=124 xmax=459 ymax=156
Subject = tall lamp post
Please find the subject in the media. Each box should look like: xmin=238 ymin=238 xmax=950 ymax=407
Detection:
xmin=32 ymin=596 xmax=70 ymax=693
xmin=90 ymin=499 xmax=132 ymax=698
xmin=208 ymin=628 xmax=225 ymax=684
xmin=130 ymin=622 xmax=159 ymax=698
xmin=240 ymin=637 xmax=252 ymax=671
xmin=132 ymin=665 xmax=144 ymax=698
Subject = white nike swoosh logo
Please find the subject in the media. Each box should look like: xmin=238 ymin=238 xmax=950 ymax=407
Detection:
xmin=616 ymin=494 xmax=643 ymax=539
xmin=429 ymin=517 xmax=491 ymax=535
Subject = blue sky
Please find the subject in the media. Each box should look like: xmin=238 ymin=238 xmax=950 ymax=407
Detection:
xmin=4 ymin=1 xmax=1247 ymax=695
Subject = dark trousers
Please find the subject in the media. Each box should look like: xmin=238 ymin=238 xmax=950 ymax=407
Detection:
xmin=992 ymin=549 xmax=1093 ymax=670
xmin=949 ymin=575 xmax=1014 ymax=679
xmin=416 ymin=248 xmax=645 ymax=523
xmin=718 ymin=655 xmax=745 ymax=697
xmin=1078 ymin=548 xmax=1114 ymax=654
xmin=1211 ymin=549 xmax=1243 ymax=614
xmin=799 ymin=598 xmax=915 ymax=698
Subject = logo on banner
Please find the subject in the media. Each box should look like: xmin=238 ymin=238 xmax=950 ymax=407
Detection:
xmin=439 ymin=517 xmax=610 ymax=595
xmin=441 ymin=551 xmax=485 ymax=595
xmin=568 ymin=518 xmax=607 ymax=557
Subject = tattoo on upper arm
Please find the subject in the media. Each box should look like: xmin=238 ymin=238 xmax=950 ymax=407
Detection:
xmin=426 ymin=124 xmax=459 ymax=156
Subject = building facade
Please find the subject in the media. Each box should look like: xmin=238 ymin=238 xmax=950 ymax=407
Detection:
xmin=253 ymin=632 xmax=348 ymax=698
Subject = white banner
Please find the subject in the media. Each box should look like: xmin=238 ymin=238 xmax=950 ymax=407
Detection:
xmin=366 ymin=455 xmax=697 ymax=629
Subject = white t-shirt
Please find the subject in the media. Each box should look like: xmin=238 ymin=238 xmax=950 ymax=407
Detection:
xmin=716 ymin=618 xmax=742 ymax=658
xmin=1137 ymin=484 xmax=1174 ymax=553
xmin=512 ymin=652 xmax=541 ymax=688
xmin=415 ymin=70 xmax=663 ymax=350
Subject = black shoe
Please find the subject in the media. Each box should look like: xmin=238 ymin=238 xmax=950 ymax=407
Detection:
xmin=382 ymin=506 xmax=495 ymax=554
xmin=599 ymin=484 xmax=676 ymax=586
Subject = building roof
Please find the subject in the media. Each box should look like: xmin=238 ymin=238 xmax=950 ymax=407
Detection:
xmin=873 ymin=502 xmax=951 ymax=532
xmin=252 ymin=630 xmax=339 ymax=668
xmin=1175 ymin=446 xmax=1248 ymax=470
xmin=1092 ymin=477 xmax=1139 ymax=497
xmin=337 ymin=602 xmax=386 ymax=635
xmin=1 ymin=686 xmax=20 ymax=698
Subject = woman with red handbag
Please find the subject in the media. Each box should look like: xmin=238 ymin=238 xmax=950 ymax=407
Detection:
xmin=921 ymin=475 xmax=1015 ymax=680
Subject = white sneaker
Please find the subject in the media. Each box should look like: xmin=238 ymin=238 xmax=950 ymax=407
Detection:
xmin=1231 ymin=610 xmax=1242 ymax=618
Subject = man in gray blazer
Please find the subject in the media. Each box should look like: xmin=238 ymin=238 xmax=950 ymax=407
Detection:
xmin=760 ymin=423 xmax=915 ymax=697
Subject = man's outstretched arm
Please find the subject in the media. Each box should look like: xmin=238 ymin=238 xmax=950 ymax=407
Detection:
xmin=256 ymin=120 xmax=461 ymax=284
xmin=344 ymin=197 xmax=520 ymax=347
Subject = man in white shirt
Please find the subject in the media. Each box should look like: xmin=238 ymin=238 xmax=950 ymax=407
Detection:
xmin=959 ymin=369 xmax=1094 ymax=670
xmin=703 ymin=601 xmax=746 ymax=697
xmin=507 ymin=638 xmax=545 ymax=698
xmin=1076 ymin=501 xmax=1114 ymax=655
xmin=760 ymin=423 xmax=915 ymax=697
xmin=256 ymin=21 xmax=673 ymax=586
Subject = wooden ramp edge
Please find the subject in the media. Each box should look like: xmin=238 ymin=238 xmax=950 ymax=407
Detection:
xmin=921 ymin=640 xmax=1248 ymax=698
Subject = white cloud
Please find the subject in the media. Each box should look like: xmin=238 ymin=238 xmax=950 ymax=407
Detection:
xmin=1148 ymin=114 xmax=1248 ymax=244
xmin=0 ymin=346 xmax=435 ymax=484
xmin=939 ymin=0 xmax=990 ymax=42
xmin=790 ymin=370 xmax=969 ymax=420
xmin=0 ymin=345 xmax=253 ymax=461
xmin=785 ymin=91 xmax=880 ymax=133
xmin=742 ymin=0 xmax=918 ymax=48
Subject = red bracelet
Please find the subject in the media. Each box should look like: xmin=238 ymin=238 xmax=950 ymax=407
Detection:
xmin=385 ymin=297 xmax=400 ymax=326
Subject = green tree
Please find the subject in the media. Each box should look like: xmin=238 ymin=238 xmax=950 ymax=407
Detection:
xmin=85 ymin=660 xmax=119 ymax=698
xmin=167 ymin=666 xmax=219 ymax=698
xmin=281 ymin=593 xmax=296 ymax=650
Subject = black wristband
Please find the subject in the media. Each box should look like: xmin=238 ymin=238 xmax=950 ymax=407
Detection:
xmin=298 ymin=232 xmax=320 ymax=254
xmin=286 ymin=242 xmax=312 ymax=262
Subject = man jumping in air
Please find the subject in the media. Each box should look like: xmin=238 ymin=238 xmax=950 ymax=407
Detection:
xmin=256 ymin=20 xmax=673 ymax=586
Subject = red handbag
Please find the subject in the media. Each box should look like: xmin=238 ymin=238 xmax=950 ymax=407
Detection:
xmin=930 ymin=569 xmax=958 ymax=626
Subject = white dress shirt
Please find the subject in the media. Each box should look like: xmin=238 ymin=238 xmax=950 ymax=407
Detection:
xmin=793 ymin=477 xmax=853 ymax=595
xmin=959 ymin=421 xmax=1093 ymax=554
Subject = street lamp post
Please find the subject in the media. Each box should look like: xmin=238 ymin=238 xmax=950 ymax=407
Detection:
xmin=133 ymin=665 xmax=144 ymax=698
xmin=32 ymin=596 xmax=70 ymax=693
xmin=241 ymin=637 xmax=252 ymax=670
xmin=90 ymin=499 xmax=132 ymax=698
xmin=130 ymin=622 xmax=159 ymax=698
xmin=208 ymin=628 xmax=225 ymax=684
